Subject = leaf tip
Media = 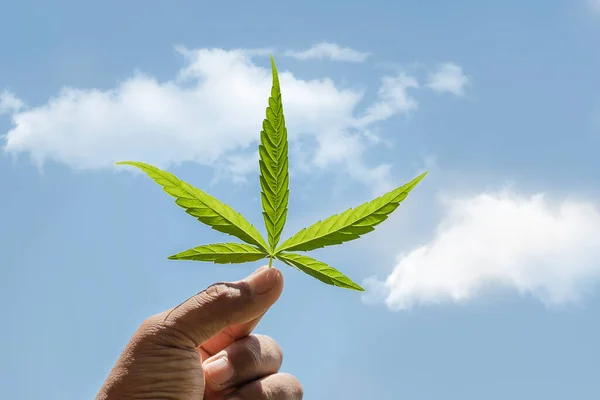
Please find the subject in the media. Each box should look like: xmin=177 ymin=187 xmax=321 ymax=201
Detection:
xmin=270 ymin=55 xmax=279 ymax=82
xmin=412 ymin=170 xmax=429 ymax=186
xmin=346 ymin=282 xmax=366 ymax=292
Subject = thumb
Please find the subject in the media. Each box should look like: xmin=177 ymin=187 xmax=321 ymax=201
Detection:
xmin=153 ymin=266 xmax=283 ymax=348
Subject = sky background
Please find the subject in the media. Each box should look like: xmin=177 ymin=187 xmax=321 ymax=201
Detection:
xmin=1 ymin=0 xmax=600 ymax=399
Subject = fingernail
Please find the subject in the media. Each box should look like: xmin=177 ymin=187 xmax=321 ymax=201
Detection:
xmin=246 ymin=266 xmax=279 ymax=295
xmin=204 ymin=356 xmax=234 ymax=387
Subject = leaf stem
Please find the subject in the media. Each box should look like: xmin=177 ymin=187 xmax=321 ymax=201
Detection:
xmin=268 ymin=256 xmax=273 ymax=268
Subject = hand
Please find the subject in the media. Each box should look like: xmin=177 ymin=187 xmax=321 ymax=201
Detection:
xmin=96 ymin=266 xmax=303 ymax=399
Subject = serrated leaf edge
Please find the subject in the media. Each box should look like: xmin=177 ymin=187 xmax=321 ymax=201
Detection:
xmin=275 ymin=172 xmax=427 ymax=253
xmin=276 ymin=252 xmax=365 ymax=292
xmin=259 ymin=55 xmax=290 ymax=252
xmin=117 ymin=161 xmax=269 ymax=252
xmin=168 ymin=242 xmax=268 ymax=264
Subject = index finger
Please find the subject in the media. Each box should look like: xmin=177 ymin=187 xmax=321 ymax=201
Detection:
xmin=198 ymin=313 xmax=266 ymax=358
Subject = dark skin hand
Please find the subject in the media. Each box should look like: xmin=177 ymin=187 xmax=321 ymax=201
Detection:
xmin=96 ymin=266 xmax=303 ymax=400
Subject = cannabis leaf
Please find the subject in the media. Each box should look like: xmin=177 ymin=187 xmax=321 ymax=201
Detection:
xmin=169 ymin=243 xmax=268 ymax=264
xmin=277 ymin=253 xmax=364 ymax=291
xmin=259 ymin=55 xmax=289 ymax=252
xmin=117 ymin=56 xmax=426 ymax=292
xmin=275 ymin=172 xmax=427 ymax=253
xmin=116 ymin=161 xmax=268 ymax=252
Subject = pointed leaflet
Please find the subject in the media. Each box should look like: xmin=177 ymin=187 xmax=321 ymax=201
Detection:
xmin=277 ymin=253 xmax=364 ymax=291
xmin=117 ymin=161 xmax=268 ymax=251
xmin=259 ymin=55 xmax=289 ymax=251
xmin=168 ymin=243 xmax=268 ymax=264
xmin=276 ymin=172 xmax=427 ymax=253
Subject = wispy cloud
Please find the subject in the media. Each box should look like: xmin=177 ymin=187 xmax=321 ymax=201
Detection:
xmin=0 ymin=90 xmax=24 ymax=114
xmin=1 ymin=47 xmax=422 ymax=191
xmin=355 ymin=73 xmax=419 ymax=128
xmin=283 ymin=42 xmax=370 ymax=62
xmin=427 ymin=62 xmax=469 ymax=96
xmin=364 ymin=189 xmax=600 ymax=310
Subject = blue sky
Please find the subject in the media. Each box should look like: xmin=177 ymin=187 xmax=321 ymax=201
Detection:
xmin=1 ymin=0 xmax=600 ymax=399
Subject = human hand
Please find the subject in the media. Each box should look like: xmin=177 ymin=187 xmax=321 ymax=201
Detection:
xmin=96 ymin=266 xmax=302 ymax=399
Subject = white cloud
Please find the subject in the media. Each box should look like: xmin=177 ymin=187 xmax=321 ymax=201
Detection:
xmin=213 ymin=151 xmax=259 ymax=184
xmin=427 ymin=63 xmax=469 ymax=96
xmin=355 ymin=73 xmax=419 ymax=128
xmin=364 ymin=190 xmax=600 ymax=310
xmin=0 ymin=90 xmax=24 ymax=114
xmin=1 ymin=47 xmax=420 ymax=190
xmin=283 ymin=42 xmax=370 ymax=62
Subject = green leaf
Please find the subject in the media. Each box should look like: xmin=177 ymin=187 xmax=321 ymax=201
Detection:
xmin=168 ymin=243 xmax=268 ymax=264
xmin=115 ymin=56 xmax=429 ymax=294
xmin=259 ymin=55 xmax=289 ymax=251
xmin=117 ymin=161 xmax=269 ymax=252
xmin=276 ymin=172 xmax=427 ymax=253
xmin=276 ymin=253 xmax=364 ymax=291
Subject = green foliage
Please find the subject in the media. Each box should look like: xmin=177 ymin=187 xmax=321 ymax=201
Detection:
xmin=169 ymin=243 xmax=268 ymax=264
xmin=118 ymin=56 xmax=426 ymax=292
xmin=259 ymin=56 xmax=289 ymax=251
xmin=276 ymin=253 xmax=365 ymax=291
xmin=116 ymin=161 xmax=268 ymax=252
xmin=275 ymin=172 xmax=427 ymax=253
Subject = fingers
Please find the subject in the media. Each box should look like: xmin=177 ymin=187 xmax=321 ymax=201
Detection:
xmin=199 ymin=310 xmax=267 ymax=358
xmin=203 ymin=334 xmax=283 ymax=392
xmin=151 ymin=266 xmax=284 ymax=348
xmin=225 ymin=373 xmax=303 ymax=400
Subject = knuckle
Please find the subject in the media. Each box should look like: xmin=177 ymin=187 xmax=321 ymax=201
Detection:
xmin=201 ymin=282 xmax=252 ymax=322
xmin=185 ymin=282 xmax=247 ymax=332
xmin=281 ymin=373 xmax=304 ymax=398
xmin=205 ymin=283 xmax=235 ymax=302
xmin=256 ymin=334 xmax=283 ymax=367
xmin=203 ymin=282 xmax=250 ymax=307
xmin=139 ymin=314 xmax=168 ymax=335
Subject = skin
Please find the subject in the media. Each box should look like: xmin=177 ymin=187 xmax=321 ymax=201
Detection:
xmin=96 ymin=266 xmax=303 ymax=400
